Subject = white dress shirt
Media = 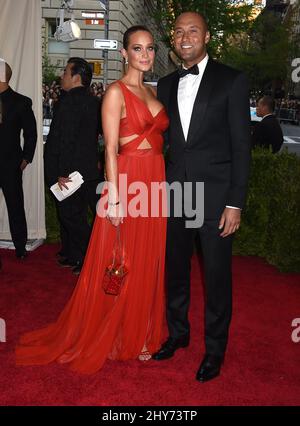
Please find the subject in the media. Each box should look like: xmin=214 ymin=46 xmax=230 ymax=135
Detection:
xmin=178 ymin=54 xmax=209 ymax=141
xmin=177 ymin=54 xmax=239 ymax=211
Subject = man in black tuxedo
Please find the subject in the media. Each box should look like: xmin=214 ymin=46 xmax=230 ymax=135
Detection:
xmin=153 ymin=12 xmax=251 ymax=382
xmin=252 ymin=96 xmax=283 ymax=153
xmin=0 ymin=61 xmax=37 ymax=258
xmin=44 ymin=58 xmax=101 ymax=275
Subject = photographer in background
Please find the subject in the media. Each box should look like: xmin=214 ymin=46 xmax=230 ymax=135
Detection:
xmin=252 ymin=96 xmax=283 ymax=154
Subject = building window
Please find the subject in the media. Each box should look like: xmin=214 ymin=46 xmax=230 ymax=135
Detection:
xmin=47 ymin=20 xmax=70 ymax=55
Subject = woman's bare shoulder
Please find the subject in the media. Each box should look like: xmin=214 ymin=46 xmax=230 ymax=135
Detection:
xmin=105 ymin=81 xmax=123 ymax=96
xmin=103 ymin=81 xmax=124 ymax=105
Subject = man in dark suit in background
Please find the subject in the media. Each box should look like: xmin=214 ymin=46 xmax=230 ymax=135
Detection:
xmin=0 ymin=61 xmax=37 ymax=259
xmin=44 ymin=58 xmax=101 ymax=275
xmin=153 ymin=12 xmax=251 ymax=382
xmin=252 ymin=95 xmax=283 ymax=153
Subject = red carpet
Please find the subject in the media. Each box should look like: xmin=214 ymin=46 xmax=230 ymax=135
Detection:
xmin=0 ymin=244 xmax=300 ymax=406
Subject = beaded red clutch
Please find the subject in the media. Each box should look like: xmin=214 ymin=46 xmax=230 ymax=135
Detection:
xmin=102 ymin=226 xmax=128 ymax=295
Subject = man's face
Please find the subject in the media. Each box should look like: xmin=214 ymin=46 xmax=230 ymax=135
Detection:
xmin=173 ymin=12 xmax=210 ymax=67
xmin=61 ymin=63 xmax=76 ymax=91
xmin=256 ymin=99 xmax=265 ymax=117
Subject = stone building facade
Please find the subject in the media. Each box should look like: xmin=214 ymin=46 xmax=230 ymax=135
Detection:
xmin=41 ymin=0 xmax=173 ymax=84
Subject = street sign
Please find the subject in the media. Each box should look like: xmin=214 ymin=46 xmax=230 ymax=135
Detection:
xmin=94 ymin=39 xmax=118 ymax=50
xmin=86 ymin=19 xmax=104 ymax=25
xmin=82 ymin=12 xmax=104 ymax=19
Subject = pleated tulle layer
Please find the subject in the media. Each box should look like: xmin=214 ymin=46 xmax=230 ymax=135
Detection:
xmin=16 ymin=154 xmax=166 ymax=374
xmin=16 ymin=82 xmax=169 ymax=374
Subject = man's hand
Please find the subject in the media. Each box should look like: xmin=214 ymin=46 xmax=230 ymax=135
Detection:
xmin=218 ymin=207 xmax=241 ymax=237
xmin=20 ymin=159 xmax=28 ymax=171
xmin=58 ymin=176 xmax=72 ymax=191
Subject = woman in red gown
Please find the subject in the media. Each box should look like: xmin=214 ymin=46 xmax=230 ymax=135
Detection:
xmin=16 ymin=26 xmax=169 ymax=374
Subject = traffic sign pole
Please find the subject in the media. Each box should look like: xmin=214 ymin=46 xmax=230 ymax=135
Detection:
xmin=103 ymin=0 xmax=109 ymax=88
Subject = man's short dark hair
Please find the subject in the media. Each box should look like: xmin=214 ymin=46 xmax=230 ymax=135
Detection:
xmin=175 ymin=11 xmax=209 ymax=32
xmin=259 ymin=96 xmax=275 ymax=113
xmin=68 ymin=57 xmax=92 ymax=88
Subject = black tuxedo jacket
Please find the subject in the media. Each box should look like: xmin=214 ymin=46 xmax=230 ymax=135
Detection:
xmin=44 ymin=86 xmax=101 ymax=186
xmin=0 ymin=87 xmax=37 ymax=170
xmin=252 ymin=114 xmax=283 ymax=153
xmin=157 ymin=58 xmax=251 ymax=219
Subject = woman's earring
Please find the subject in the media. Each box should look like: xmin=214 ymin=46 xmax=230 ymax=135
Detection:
xmin=151 ymin=65 xmax=154 ymax=73
xmin=123 ymin=58 xmax=129 ymax=74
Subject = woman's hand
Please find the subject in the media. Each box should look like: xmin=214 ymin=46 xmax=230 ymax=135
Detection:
xmin=106 ymin=202 xmax=124 ymax=227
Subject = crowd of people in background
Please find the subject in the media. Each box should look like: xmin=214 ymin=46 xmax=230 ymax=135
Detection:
xmin=43 ymin=80 xmax=104 ymax=119
xmin=42 ymin=81 xmax=60 ymax=119
xmin=250 ymin=96 xmax=300 ymax=124
xmin=276 ymin=98 xmax=300 ymax=112
xmin=250 ymin=97 xmax=300 ymax=112
xmin=90 ymin=81 xmax=104 ymax=98
xmin=274 ymin=99 xmax=300 ymax=125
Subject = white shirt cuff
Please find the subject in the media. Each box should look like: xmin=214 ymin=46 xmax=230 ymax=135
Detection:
xmin=226 ymin=205 xmax=241 ymax=210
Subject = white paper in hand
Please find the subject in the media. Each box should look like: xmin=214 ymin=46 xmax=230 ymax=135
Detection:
xmin=50 ymin=171 xmax=84 ymax=201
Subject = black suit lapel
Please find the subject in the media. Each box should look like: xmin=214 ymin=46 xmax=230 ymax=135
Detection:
xmin=168 ymin=73 xmax=186 ymax=144
xmin=186 ymin=58 xmax=216 ymax=144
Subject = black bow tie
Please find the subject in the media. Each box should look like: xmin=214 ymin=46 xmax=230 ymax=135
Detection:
xmin=178 ymin=64 xmax=199 ymax=78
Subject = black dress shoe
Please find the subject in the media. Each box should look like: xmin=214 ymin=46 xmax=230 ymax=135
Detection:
xmin=72 ymin=262 xmax=82 ymax=275
xmin=196 ymin=354 xmax=224 ymax=383
xmin=56 ymin=250 xmax=67 ymax=258
xmin=16 ymin=249 xmax=28 ymax=260
xmin=152 ymin=336 xmax=190 ymax=360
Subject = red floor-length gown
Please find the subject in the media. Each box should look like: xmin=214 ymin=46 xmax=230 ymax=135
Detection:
xmin=16 ymin=81 xmax=169 ymax=374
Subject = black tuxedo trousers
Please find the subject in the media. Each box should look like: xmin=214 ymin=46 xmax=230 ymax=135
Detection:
xmin=56 ymin=180 xmax=99 ymax=264
xmin=0 ymin=167 xmax=27 ymax=252
xmin=166 ymin=214 xmax=233 ymax=357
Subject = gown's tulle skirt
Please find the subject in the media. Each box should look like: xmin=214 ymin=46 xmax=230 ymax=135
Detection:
xmin=16 ymin=151 xmax=166 ymax=374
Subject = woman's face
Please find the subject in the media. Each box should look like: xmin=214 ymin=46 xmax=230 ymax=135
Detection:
xmin=123 ymin=30 xmax=155 ymax=73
